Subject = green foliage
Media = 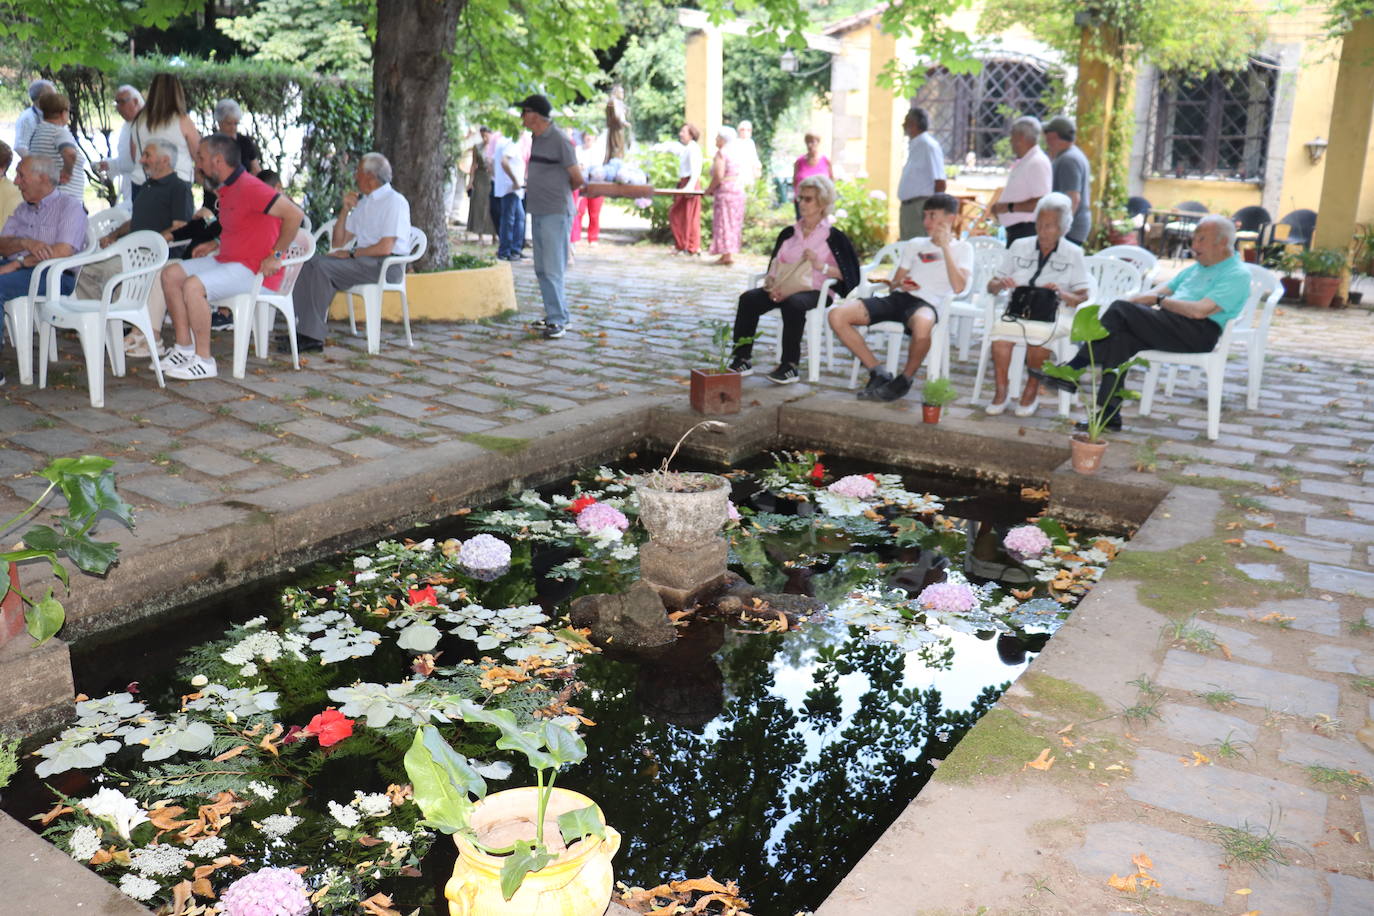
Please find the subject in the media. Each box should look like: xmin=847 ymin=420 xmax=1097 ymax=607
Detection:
xmin=740 ymin=180 xmax=792 ymax=254
xmin=0 ymin=0 xmax=195 ymax=70
xmin=219 ymin=0 xmax=373 ymax=73
xmin=832 ymin=179 xmax=888 ymax=260
xmin=1040 ymin=306 xmax=1146 ymax=443
xmin=0 ymin=733 xmax=18 ymax=790
xmin=638 ymin=149 xmax=689 ymax=244
xmin=1298 ymin=246 xmax=1350 ymax=278
xmin=721 ymin=36 xmax=831 ymax=166
xmin=609 ymin=2 xmax=688 ymax=146
xmin=877 ymin=0 xmax=987 ymax=95
xmin=448 ymin=252 xmax=498 ymax=271
xmin=921 ymin=377 xmax=958 ymax=407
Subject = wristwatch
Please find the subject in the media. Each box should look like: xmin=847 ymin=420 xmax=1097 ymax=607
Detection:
xmin=1155 ymin=293 xmax=1166 ymax=306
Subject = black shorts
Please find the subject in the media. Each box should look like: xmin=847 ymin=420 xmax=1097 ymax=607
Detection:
xmin=861 ymin=290 xmax=938 ymax=329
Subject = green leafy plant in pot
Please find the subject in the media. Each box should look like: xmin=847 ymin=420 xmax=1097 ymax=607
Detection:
xmin=1297 ymin=246 xmax=1349 ymax=308
xmin=405 ymin=701 xmax=619 ymax=914
xmin=1040 ymin=306 xmax=1147 ymax=475
xmin=919 ymin=376 xmax=957 ymax=424
xmin=690 ymin=321 xmax=753 ymax=415
xmin=1 ymin=456 xmax=132 ymax=646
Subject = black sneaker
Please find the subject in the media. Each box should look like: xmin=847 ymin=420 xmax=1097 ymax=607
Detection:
xmin=527 ymin=318 xmax=550 ymax=330
xmin=765 ymin=363 xmax=799 ymax=385
xmin=543 ymin=324 xmax=566 ymax=339
xmin=1074 ymin=415 xmax=1123 ymax=433
xmin=1028 ymin=366 xmax=1077 ymax=394
xmin=874 ymin=373 xmax=913 ymax=401
xmin=210 ymin=310 xmax=234 ymax=332
xmin=728 ymin=356 xmax=754 ymax=376
xmin=863 ymin=366 xmax=893 ymax=390
xmin=277 ymin=334 xmax=324 ymax=354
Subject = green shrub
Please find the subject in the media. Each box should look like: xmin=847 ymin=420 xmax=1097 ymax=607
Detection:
xmin=1298 ymin=246 xmax=1349 ymax=278
xmin=448 ymin=253 xmax=497 ymax=271
xmin=833 ymin=179 xmax=889 ymax=260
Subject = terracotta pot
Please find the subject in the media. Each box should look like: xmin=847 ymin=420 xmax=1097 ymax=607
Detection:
xmin=1303 ymin=276 xmax=1341 ymax=308
xmin=634 ymin=474 xmax=731 ymax=546
xmin=921 ymin=404 xmax=941 ymax=424
xmin=689 ymin=369 xmax=741 ymax=415
xmin=1069 ymin=435 xmax=1108 ymax=475
xmin=0 ymin=562 xmax=25 ymax=647
xmin=1242 ymin=248 xmax=1259 ymax=263
xmin=446 ymin=787 xmax=620 ymax=916
xmin=1280 ymin=277 xmax=1302 ymax=300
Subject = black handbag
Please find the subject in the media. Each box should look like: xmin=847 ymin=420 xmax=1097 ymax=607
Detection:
xmin=1003 ymin=247 xmax=1060 ymax=322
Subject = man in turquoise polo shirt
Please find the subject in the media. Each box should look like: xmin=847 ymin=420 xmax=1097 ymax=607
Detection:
xmin=1034 ymin=214 xmax=1250 ymax=430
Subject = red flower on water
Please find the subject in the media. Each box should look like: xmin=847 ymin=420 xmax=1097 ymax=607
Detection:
xmin=809 ymin=462 xmax=826 ymax=484
xmin=407 ymin=585 xmax=440 ymax=608
xmin=568 ymin=495 xmax=598 ymax=514
xmin=863 ymin=473 xmax=877 ymax=482
xmin=281 ymin=725 xmax=304 ymax=746
xmin=303 ymin=708 xmax=354 ymax=748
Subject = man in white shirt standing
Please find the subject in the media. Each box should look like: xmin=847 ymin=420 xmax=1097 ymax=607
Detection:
xmin=286 ymin=152 xmax=411 ymax=352
xmin=13 ymin=79 xmax=54 ymax=157
xmin=896 ymin=107 xmax=946 ymax=239
xmin=97 ymin=85 xmax=145 ymax=211
xmin=991 ymin=116 xmax=1051 ymax=247
xmin=493 ymin=132 xmax=527 ymax=261
xmin=829 ymin=193 xmax=972 ymax=401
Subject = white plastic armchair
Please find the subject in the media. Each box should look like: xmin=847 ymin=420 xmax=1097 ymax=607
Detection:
xmin=34 ymin=231 xmax=169 ymax=408
xmin=839 ymin=242 xmax=956 ymax=387
xmin=2 ymin=253 xmax=78 ymax=386
xmin=86 ymin=208 xmax=130 ymax=253
xmin=1096 ymin=244 xmax=1158 ymax=291
xmin=946 ymin=236 xmax=1004 ymax=362
xmin=346 ymin=227 xmax=427 ymax=354
xmin=743 ymin=271 xmax=837 ymax=382
xmin=1083 ymin=255 xmax=1142 ymax=308
xmin=224 ymin=227 xmax=317 ymax=377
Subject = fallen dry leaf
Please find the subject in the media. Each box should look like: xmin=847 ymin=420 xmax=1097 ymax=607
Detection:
xmin=359 ymin=892 xmax=401 ymax=916
xmin=1235 ymin=888 xmax=1252 ymax=895
xmin=1223 ymin=538 xmax=1245 ymax=546
xmin=1023 ymin=748 xmax=1055 ymax=771
xmin=1132 ymin=852 xmax=1154 ymax=870
xmin=1262 ymin=539 xmax=1285 ymax=552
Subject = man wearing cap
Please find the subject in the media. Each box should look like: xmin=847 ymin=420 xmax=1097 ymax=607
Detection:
xmin=1044 ymin=116 xmax=1091 ymax=245
xmin=518 ymin=93 xmax=582 ymax=340
xmin=14 ymin=79 xmax=55 ymax=157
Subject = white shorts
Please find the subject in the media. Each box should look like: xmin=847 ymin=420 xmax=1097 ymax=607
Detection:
xmin=178 ymin=257 xmax=257 ymax=302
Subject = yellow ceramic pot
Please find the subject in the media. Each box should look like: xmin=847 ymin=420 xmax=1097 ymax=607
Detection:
xmin=446 ymin=787 xmax=621 ymax=916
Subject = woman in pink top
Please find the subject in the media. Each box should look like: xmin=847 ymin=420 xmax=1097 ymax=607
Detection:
xmin=707 ymin=126 xmax=744 ymax=265
xmin=792 ymin=133 xmax=832 ymax=218
xmin=726 ymin=175 xmax=861 ymax=384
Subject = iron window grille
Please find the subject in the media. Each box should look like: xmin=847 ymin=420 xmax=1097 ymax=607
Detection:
xmin=1147 ymin=61 xmax=1276 ymax=181
xmin=912 ymin=56 xmax=1058 ymax=168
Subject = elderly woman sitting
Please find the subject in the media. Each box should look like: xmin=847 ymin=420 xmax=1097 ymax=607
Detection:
xmin=984 ymin=191 xmax=1090 ymax=416
xmin=727 ymin=174 xmax=860 ymax=384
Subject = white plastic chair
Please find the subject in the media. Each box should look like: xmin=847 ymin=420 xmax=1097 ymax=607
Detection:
xmin=1231 ymin=264 xmax=1281 ymax=410
xmin=347 ymin=227 xmax=427 ymax=354
xmin=840 ymin=242 xmax=956 ymax=387
xmin=743 ymin=272 xmax=837 ymax=382
xmin=222 ymin=227 xmax=317 ymax=377
xmin=86 ymin=209 xmax=130 ymax=253
xmin=946 ymin=236 xmax=1004 ymax=362
xmin=3 ymin=256 xmax=72 ymax=386
xmin=34 ymin=231 xmax=169 ymax=408
xmin=1135 ymin=265 xmax=1273 ymax=440
xmin=1083 ymin=256 xmax=1143 ymax=307
xmin=1096 ymin=244 xmax=1158 ymax=291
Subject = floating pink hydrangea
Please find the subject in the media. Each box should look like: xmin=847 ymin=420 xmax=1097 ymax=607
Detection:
xmin=219 ymin=867 xmax=311 ymax=916
xmin=916 ymin=581 xmax=978 ymax=614
xmin=727 ymin=500 xmax=741 ymax=521
xmin=1003 ymin=525 xmax=1052 ymax=561
xmin=576 ymin=503 xmax=629 ymax=533
xmin=459 ymin=534 xmax=511 ymax=571
xmin=827 ymin=474 xmax=878 ymax=499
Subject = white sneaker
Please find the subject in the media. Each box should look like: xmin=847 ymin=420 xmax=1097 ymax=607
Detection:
xmin=165 ymin=346 xmax=196 ymax=367
xmin=985 ymin=399 xmax=1009 ymax=416
xmin=165 ymin=355 xmax=217 ymax=380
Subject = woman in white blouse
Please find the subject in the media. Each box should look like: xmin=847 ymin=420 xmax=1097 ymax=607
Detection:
xmin=985 ymin=192 xmax=1090 ymax=416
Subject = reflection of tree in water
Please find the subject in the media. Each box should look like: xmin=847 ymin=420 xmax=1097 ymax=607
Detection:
xmin=558 ymin=621 xmax=1005 ymax=915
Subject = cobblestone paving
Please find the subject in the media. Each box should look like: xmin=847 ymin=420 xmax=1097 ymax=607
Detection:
xmin=5 ymin=225 xmax=1374 ymax=913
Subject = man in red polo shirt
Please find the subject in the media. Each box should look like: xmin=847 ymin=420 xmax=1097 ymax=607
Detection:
xmin=160 ymin=133 xmax=304 ymax=380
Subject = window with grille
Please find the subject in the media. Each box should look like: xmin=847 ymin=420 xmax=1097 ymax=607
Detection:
xmin=912 ymin=58 xmax=1057 ymax=167
xmin=1149 ymin=61 xmax=1276 ymax=180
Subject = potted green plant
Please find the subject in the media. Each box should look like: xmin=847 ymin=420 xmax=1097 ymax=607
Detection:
xmin=1350 ymin=223 xmax=1374 ymax=304
xmin=1104 ymin=205 xmax=1136 ymax=246
xmin=1268 ymin=251 xmax=1303 ymax=301
xmin=920 ymin=377 xmax=957 ymax=424
xmin=404 ymin=702 xmax=619 ymax=915
xmin=690 ymin=322 xmax=753 ymax=415
xmin=1 ymin=456 xmax=132 ymax=647
xmin=1298 ymin=247 xmax=1348 ymax=308
xmin=1040 ymin=306 xmax=1146 ymax=475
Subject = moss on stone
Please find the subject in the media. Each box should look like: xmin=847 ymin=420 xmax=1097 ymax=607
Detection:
xmin=935 ymin=708 xmax=1048 ymax=784
xmin=461 ymin=433 xmax=530 ymax=454
xmin=1109 ymin=534 xmax=1303 ymax=617
xmin=1021 ymin=673 xmax=1108 ymax=720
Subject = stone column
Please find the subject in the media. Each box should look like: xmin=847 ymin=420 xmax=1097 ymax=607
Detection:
xmin=1075 ymin=23 xmax=1121 ymax=235
xmin=1312 ymin=17 xmax=1374 ymax=297
xmin=863 ymin=23 xmax=904 ymax=243
xmin=686 ymin=27 xmax=723 ymax=151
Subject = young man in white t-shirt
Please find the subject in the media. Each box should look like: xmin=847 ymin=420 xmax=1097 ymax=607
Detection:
xmin=828 ymin=193 xmax=973 ymax=401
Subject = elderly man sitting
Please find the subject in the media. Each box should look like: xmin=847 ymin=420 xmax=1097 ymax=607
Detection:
xmin=1033 ymin=214 xmax=1251 ymax=431
xmin=285 ymin=152 xmax=411 ymax=352
xmin=76 ymin=138 xmax=194 ymax=355
xmin=159 ymin=133 xmax=303 ymax=381
xmin=0 ymin=155 xmax=86 ymax=385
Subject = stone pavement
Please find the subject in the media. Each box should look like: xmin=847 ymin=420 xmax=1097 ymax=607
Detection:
xmin=4 ymin=219 xmax=1374 ymax=914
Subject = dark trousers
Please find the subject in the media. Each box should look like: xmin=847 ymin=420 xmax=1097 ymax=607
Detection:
xmin=731 ymin=287 xmax=819 ymax=368
xmin=1068 ymin=299 xmax=1221 ymax=414
xmin=1004 ymin=222 xmax=1036 ymax=246
xmin=497 ymin=193 xmax=526 ymax=259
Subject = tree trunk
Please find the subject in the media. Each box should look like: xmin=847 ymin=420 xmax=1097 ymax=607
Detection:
xmin=374 ymin=0 xmax=466 ymax=272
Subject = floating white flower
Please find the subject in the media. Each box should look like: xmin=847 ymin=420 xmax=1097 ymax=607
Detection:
xmin=259 ymin=814 xmax=302 ymax=839
xmin=378 ymin=826 xmax=412 ymax=847
xmin=118 ymin=874 xmax=159 ymax=902
xmin=353 ymin=791 xmax=393 ymax=818
xmin=81 ymin=788 xmax=149 ymax=840
xmin=68 ymin=825 xmax=101 ymax=861
xmin=131 ymin=842 xmax=188 ymax=877
xmin=328 ymin=800 xmax=361 ymax=828
xmin=246 ymin=781 xmax=277 ymax=801
xmin=190 ymin=836 xmax=227 ymax=858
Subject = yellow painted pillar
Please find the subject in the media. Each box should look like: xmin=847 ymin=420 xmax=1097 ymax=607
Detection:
xmin=1075 ymin=24 xmax=1119 ymax=236
xmin=864 ymin=24 xmax=904 ymax=242
xmin=1312 ymin=16 xmax=1374 ymax=296
xmin=685 ymin=27 xmax=723 ymax=151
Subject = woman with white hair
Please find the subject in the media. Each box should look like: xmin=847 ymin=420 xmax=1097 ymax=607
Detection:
xmin=706 ymin=126 xmax=745 ymax=265
xmin=202 ymin=99 xmax=262 ymax=214
xmin=984 ymin=191 xmax=1090 ymax=416
xmin=727 ymin=175 xmax=860 ymax=384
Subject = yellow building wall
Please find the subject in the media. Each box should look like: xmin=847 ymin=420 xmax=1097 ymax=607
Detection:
xmin=1139 ymin=179 xmax=1263 ymax=215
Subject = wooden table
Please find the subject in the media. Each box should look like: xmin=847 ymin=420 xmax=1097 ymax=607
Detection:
xmin=581 ymin=182 xmax=704 ymax=199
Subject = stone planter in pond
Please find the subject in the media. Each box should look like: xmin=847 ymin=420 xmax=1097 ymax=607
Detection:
xmin=634 ymin=473 xmax=731 ymax=545
xmin=448 ymin=787 xmax=620 ymax=916
xmin=329 ymin=261 xmax=516 ymax=323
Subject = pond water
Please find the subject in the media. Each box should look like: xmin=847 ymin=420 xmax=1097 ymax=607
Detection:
xmin=4 ymin=452 xmax=1116 ymax=915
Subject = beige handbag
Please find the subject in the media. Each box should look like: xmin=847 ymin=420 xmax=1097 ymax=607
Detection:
xmin=766 ymin=256 xmax=816 ymax=300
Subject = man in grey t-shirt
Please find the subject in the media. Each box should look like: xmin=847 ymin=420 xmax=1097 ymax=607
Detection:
xmin=1045 ymin=116 xmax=1091 ymax=244
xmin=519 ymin=93 xmax=583 ymax=339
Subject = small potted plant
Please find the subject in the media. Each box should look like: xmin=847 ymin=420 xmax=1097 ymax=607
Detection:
xmin=920 ymin=377 xmax=957 ymax=424
xmin=1040 ymin=306 xmax=1146 ymax=475
xmin=1265 ymin=251 xmax=1304 ymax=301
xmin=690 ymin=322 xmax=753 ymax=415
xmin=1350 ymin=223 xmax=1374 ymax=304
xmin=1104 ymin=205 xmax=1137 ymax=246
xmin=405 ymin=702 xmax=620 ymax=915
xmin=1298 ymin=246 xmax=1349 ymax=308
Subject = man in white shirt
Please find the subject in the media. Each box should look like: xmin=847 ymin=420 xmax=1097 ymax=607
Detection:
xmin=991 ymin=116 xmax=1051 ymax=247
xmin=287 ymin=152 xmax=411 ymax=351
xmin=896 ymin=107 xmax=946 ymax=239
xmin=828 ymin=193 xmax=972 ymax=401
xmin=493 ymin=132 xmax=527 ymax=260
xmin=97 ymin=85 xmax=144 ymax=211
xmin=13 ymin=79 xmax=54 ymax=157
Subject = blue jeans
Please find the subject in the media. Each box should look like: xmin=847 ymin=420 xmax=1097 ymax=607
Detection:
xmin=0 ymin=267 xmax=76 ymax=358
xmin=531 ymin=211 xmax=572 ymax=327
xmin=497 ymin=193 xmax=526 ymax=260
